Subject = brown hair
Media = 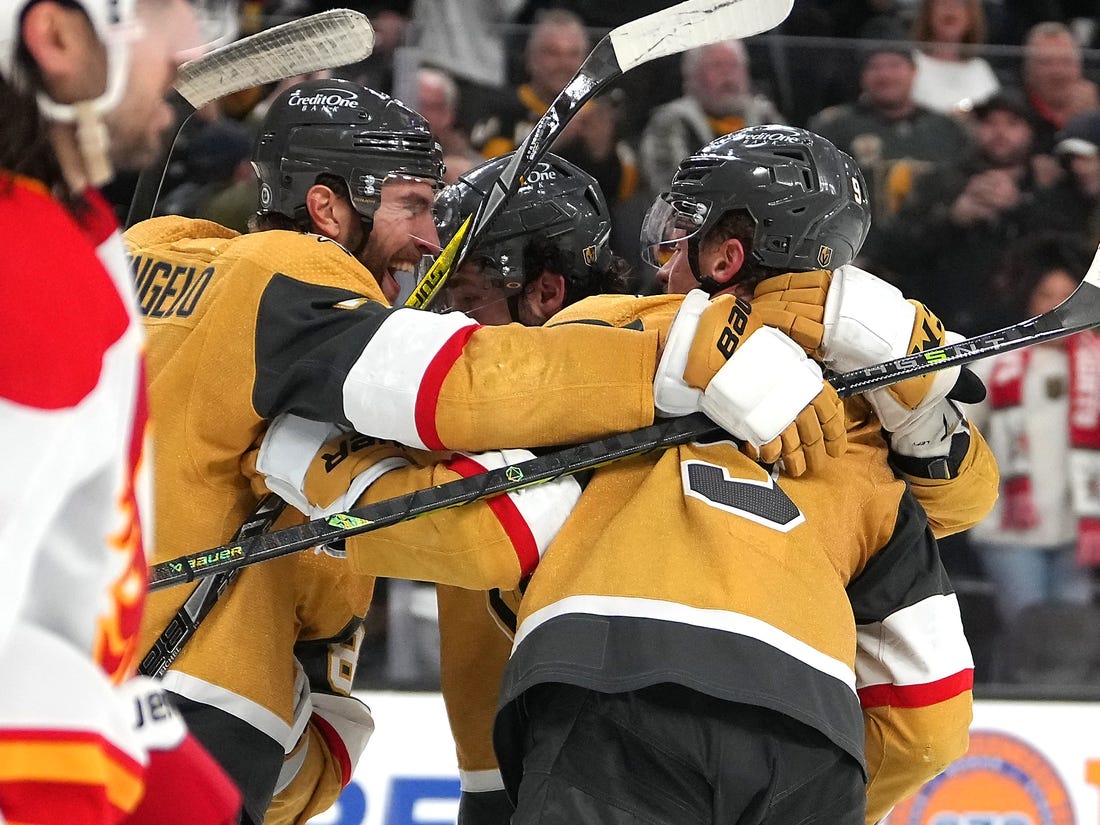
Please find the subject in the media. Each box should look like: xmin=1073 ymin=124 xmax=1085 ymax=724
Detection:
xmin=1 ymin=32 xmax=80 ymax=207
xmin=703 ymin=209 xmax=787 ymax=294
xmin=911 ymin=0 xmax=987 ymax=50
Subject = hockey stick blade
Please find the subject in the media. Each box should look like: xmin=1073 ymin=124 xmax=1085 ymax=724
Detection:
xmin=831 ymin=241 xmax=1100 ymax=397
xmin=405 ymin=0 xmax=794 ymax=308
xmin=125 ymin=9 xmax=375 ymax=228
xmin=148 ymin=243 xmax=1100 ymax=591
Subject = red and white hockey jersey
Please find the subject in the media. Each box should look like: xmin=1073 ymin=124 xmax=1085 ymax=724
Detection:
xmin=0 ymin=177 xmax=238 ymax=825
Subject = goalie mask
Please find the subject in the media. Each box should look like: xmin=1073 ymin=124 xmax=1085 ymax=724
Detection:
xmin=641 ymin=124 xmax=871 ymax=285
xmin=434 ymin=151 xmax=613 ymax=319
xmin=253 ymin=77 xmax=445 ymax=224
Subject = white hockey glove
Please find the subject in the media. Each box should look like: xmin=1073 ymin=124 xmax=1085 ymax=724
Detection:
xmin=655 ymin=289 xmax=846 ymax=474
xmin=253 ymin=413 xmax=412 ymax=519
xmin=818 ymin=265 xmax=973 ymax=474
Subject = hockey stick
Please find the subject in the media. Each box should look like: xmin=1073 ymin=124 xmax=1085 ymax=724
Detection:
xmin=148 ymin=244 xmax=1100 ymax=591
xmin=404 ymin=0 xmax=796 ymax=309
xmin=139 ymin=494 xmax=285 ymax=676
xmin=831 ymin=246 xmax=1100 ymax=396
xmin=148 ymin=412 xmax=719 ymax=591
xmin=125 ymin=8 xmax=375 ymax=228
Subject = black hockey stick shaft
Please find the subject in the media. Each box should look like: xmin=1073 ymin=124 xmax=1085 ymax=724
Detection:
xmin=148 ymin=412 xmax=723 ymax=590
xmin=404 ymin=0 xmax=794 ymax=308
xmin=831 ymin=247 xmax=1100 ymax=396
xmin=148 ymin=250 xmax=1100 ymax=591
xmin=139 ymin=494 xmax=286 ymax=675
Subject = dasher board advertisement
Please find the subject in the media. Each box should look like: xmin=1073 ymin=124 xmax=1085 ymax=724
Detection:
xmin=309 ymin=694 xmax=1100 ymax=825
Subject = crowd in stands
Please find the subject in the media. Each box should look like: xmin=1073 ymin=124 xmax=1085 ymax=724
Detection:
xmin=120 ymin=0 xmax=1100 ymax=693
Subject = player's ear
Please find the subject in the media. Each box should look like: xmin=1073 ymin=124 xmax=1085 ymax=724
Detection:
xmin=523 ymin=271 xmax=567 ymax=324
xmin=305 ymin=184 xmax=346 ymax=240
xmin=21 ymin=2 xmax=99 ymax=92
xmin=709 ymin=237 xmax=746 ymax=287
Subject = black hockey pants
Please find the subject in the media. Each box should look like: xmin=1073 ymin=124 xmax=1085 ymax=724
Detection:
xmin=511 ymin=683 xmax=865 ymax=825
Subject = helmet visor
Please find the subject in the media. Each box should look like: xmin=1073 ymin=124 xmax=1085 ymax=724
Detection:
xmin=640 ymin=191 xmax=712 ymax=267
xmin=437 ymin=258 xmax=516 ymax=325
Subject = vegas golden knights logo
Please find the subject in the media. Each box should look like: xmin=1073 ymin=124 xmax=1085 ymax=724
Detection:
xmin=817 ymin=245 xmax=833 ymax=267
xmin=583 ymin=245 xmax=598 ymax=266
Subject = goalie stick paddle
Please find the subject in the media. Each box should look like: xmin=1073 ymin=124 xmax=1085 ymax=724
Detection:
xmin=147 ymin=242 xmax=1100 ymax=592
xmin=404 ymin=0 xmax=795 ymax=309
xmin=125 ymin=8 xmax=375 ymax=228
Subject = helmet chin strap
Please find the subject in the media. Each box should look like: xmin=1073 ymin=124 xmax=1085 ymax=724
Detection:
xmin=687 ymin=237 xmax=723 ymax=295
xmin=350 ymin=213 xmax=373 ymax=260
xmin=32 ymin=21 xmax=139 ymax=189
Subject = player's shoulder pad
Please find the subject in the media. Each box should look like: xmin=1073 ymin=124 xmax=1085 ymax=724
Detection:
xmin=546 ymin=293 xmax=681 ymax=332
xmin=124 ymin=215 xmax=238 ymax=251
xmin=227 ymin=230 xmax=388 ymax=302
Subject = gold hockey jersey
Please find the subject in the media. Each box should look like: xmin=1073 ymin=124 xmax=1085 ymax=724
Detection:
xmin=493 ymin=295 xmax=997 ymax=825
xmin=123 ymin=216 xmax=669 ymax=824
xmin=274 ymin=293 xmax=997 ymax=825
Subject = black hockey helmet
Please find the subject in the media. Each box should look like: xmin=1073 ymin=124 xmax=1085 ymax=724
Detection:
xmin=641 ymin=124 xmax=871 ymax=279
xmin=252 ymin=78 xmax=444 ymax=222
xmin=434 ymin=151 xmax=613 ymax=296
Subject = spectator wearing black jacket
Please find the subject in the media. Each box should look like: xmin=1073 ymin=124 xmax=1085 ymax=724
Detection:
xmin=864 ymin=88 xmax=1044 ymax=335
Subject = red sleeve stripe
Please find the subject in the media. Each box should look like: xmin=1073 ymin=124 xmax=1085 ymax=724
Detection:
xmin=446 ymin=454 xmax=541 ymax=577
xmin=414 ymin=324 xmax=478 ymax=451
xmin=310 ymin=711 xmax=353 ymax=787
xmin=342 ymin=308 xmax=479 ymax=450
xmin=858 ymin=668 xmax=974 ymax=709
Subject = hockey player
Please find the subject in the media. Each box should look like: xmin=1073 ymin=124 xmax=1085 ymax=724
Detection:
xmin=489 ymin=126 xmax=997 ymax=825
xmin=0 ymin=0 xmax=241 ymax=823
xmin=126 ymin=79 xmax=842 ymax=825
xmin=252 ymin=129 xmax=997 ymax=825
xmin=432 ymin=153 xmax=633 ymax=825
xmin=433 ymin=153 xmax=633 ymax=325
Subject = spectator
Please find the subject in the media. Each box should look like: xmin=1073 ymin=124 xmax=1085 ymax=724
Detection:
xmin=1021 ymin=21 xmax=1099 ymax=155
xmin=409 ymin=0 xmax=523 ymax=123
xmin=910 ymin=0 xmax=1000 ymax=115
xmin=866 ymin=88 xmax=1042 ymax=334
xmin=808 ymin=29 xmax=971 ymax=237
xmin=638 ymin=39 xmax=784 ymax=194
xmin=416 ymin=67 xmax=481 ymax=183
xmin=158 ymin=114 xmax=253 ymax=224
xmin=967 ymin=232 xmax=1098 ymax=631
xmin=1035 ymin=108 xmax=1100 ymax=244
xmin=468 ymin=8 xmax=640 ymax=206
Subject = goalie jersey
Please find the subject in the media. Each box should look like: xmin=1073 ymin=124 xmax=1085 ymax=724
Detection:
xmin=123 ymin=216 xmax=666 ymax=824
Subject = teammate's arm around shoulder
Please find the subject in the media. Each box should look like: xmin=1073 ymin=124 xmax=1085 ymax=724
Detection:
xmin=246 ymin=414 xmax=582 ymax=590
